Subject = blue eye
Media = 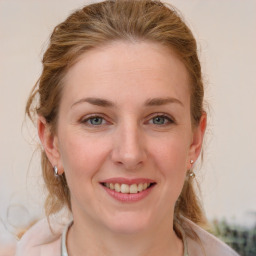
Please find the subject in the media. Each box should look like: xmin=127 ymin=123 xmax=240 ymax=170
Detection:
xmin=81 ymin=115 xmax=106 ymax=126
xmin=88 ymin=116 xmax=103 ymax=125
xmin=150 ymin=115 xmax=173 ymax=125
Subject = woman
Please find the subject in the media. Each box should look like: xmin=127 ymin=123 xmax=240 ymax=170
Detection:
xmin=16 ymin=0 xmax=239 ymax=255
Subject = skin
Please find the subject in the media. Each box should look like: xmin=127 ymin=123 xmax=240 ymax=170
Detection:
xmin=38 ymin=41 xmax=206 ymax=256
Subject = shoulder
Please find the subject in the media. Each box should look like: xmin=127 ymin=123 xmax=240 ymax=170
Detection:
xmin=15 ymin=217 xmax=69 ymax=256
xmin=184 ymin=218 xmax=240 ymax=256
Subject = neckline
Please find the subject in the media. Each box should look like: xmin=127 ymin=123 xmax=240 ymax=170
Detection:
xmin=61 ymin=221 xmax=189 ymax=256
xmin=61 ymin=221 xmax=72 ymax=256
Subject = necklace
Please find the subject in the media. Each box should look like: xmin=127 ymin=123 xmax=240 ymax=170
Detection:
xmin=61 ymin=221 xmax=189 ymax=256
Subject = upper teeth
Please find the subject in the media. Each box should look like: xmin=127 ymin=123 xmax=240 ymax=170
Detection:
xmin=104 ymin=183 xmax=150 ymax=194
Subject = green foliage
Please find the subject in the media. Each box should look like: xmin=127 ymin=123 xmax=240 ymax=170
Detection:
xmin=211 ymin=219 xmax=256 ymax=256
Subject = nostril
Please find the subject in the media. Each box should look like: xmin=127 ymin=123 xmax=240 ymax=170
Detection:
xmin=110 ymin=138 xmax=147 ymax=169
xmin=114 ymin=160 xmax=144 ymax=171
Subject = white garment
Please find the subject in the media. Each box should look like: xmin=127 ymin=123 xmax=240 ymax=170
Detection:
xmin=15 ymin=217 xmax=240 ymax=256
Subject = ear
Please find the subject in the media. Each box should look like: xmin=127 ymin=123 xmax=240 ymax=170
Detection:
xmin=37 ymin=116 xmax=64 ymax=175
xmin=187 ymin=112 xmax=207 ymax=169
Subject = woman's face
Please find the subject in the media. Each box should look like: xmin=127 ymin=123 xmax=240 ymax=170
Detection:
xmin=42 ymin=41 xmax=205 ymax=234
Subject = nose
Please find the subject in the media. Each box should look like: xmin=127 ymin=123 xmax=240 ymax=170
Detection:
xmin=110 ymin=121 xmax=147 ymax=170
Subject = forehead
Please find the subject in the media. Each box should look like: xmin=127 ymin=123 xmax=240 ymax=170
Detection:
xmin=62 ymin=41 xmax=190 ymax=107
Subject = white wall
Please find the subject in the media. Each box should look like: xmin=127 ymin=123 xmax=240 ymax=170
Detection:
xmin=0 ymin=0 xmax=256 ymax=244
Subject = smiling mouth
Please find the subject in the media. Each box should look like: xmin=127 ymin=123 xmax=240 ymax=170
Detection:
xmin=101 ymin=182 xmax=156 ymax=194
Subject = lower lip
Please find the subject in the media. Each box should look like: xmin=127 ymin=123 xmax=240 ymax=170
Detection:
xmin=102 ymin=185 xmax=155 ymax=202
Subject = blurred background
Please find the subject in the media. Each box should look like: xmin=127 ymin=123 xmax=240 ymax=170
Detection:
xmin=0 ymin=0 xmax=256 ymax=254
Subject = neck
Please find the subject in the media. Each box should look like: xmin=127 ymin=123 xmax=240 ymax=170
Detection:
xmin=67 ymin=214 xmax=184 ymax=256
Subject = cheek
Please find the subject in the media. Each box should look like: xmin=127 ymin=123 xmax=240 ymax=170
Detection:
xmin=58 ymin=132 xmax=109 ymax=180
xmin=149 ymin=134 xmax=190 ymax=192
xmin=152 ymin=134 xmax=190 ymax=169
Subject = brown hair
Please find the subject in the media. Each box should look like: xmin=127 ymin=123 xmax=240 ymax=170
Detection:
xmin=26 ymin=0 xmax=207 ymax=238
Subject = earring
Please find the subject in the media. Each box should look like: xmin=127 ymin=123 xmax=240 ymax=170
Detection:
xmin=53 ymin=166 xmax=59 ymax=176
xmin=188 ymin=170 xmax=196 ymax=178
xmin=187 ymin=160 xmax=195 ymax=178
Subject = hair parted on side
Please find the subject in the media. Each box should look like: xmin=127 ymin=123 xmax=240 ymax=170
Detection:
xmin=26 ymin=0 xmax=206 ymax=239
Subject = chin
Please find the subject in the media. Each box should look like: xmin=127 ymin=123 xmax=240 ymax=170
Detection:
xmin=103 ymin=211 xmax=153 ymax=235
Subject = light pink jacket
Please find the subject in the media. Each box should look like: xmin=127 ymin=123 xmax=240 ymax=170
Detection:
xmin=15 ymin=218 xmax=240 ymax=256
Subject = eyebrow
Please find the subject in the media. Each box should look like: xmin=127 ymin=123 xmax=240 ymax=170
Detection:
xmin=145 ymin=97 xmax=183 ymax=107
xmin=71 ymin=97 xmax=183 ymax=108
xmin=71 ymin=97 xmax=114 ymax=108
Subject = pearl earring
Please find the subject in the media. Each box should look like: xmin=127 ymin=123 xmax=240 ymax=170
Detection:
xmin=188 ymin=160 xmax=195 ymax=178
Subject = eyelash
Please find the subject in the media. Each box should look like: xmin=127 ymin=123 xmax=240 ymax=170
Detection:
xmin=80 ymin=114 xmax=108 ymax=126
xmin=148 ymin=114 xmax=174 ymax=126
xmin=80 ymin=113 xmax=175 ymax=127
